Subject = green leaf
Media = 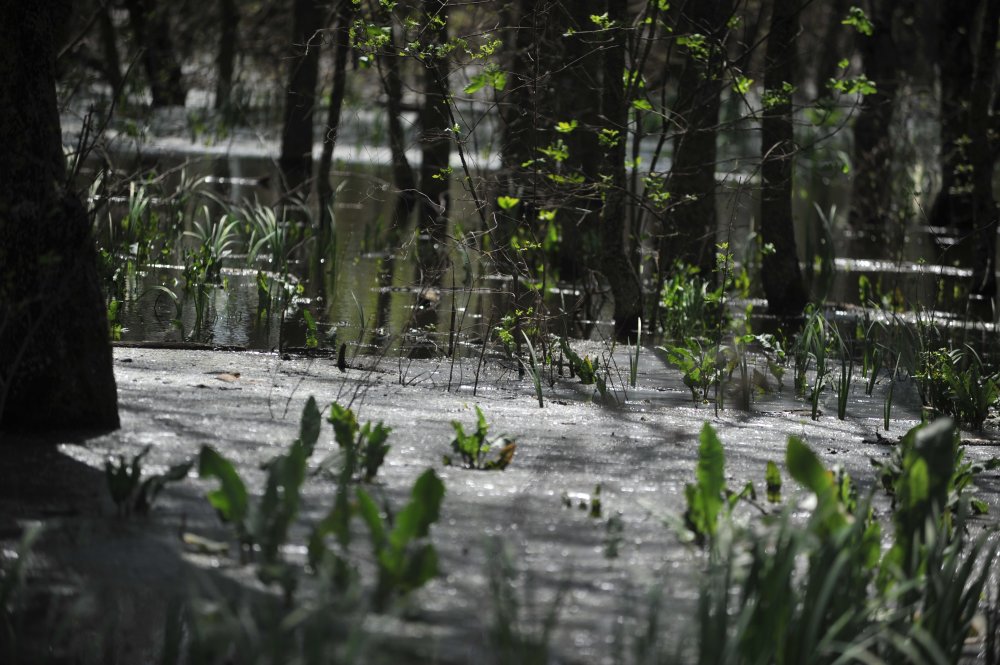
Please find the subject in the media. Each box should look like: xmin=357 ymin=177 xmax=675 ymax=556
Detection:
xmin=362 ymin=422 xmax=392 ymax=482
xmin=696 ymin=423 xmax=725 ymax=519
xmin=135 ymin=459 xmax=194 ymax=515
xmin=842 ymin=6 xmax=873 ymax=36
xmin=463 ymin=64 xmax=506 ymax=94
xmin=389 ymin=469 xmax=446 ymax=551
xmin=356 ymin=488 xmax=387 ymax=552
xmin=496 ymin=195 xmax=520 ymax=210
xmin=299 ymin=396 xmax=321 ymax=456
xmin=632 ymin=98 xmax=653 ymax=111
xmin=329 ymin=402 xmax=359 ymax=449
xmin=765 ymin=460 xmax=782 ymax=503
xmin=786 ymin=436 xmax=846 ymax=533
xmin=732 ymin=75 xmax=753 ymax=95
xmin=198 ymin=446 xmax=248 ymax=526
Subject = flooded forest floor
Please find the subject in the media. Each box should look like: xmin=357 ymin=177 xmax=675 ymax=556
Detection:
xmin=3 ymin=342 xmax=1000 ymax=663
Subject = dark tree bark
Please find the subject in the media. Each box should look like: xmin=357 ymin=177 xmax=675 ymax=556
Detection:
xmin=373 ymin=20 xmax=419 ymax=347
xmin=498 ymin=0 xmax=603 ymax=283
xmin=848 ymin=0 xmax=903 ymax=243
xmin=928 ymin=2 xmax=976 ymax=241
xmin=759 ymin=0 xmax=808 ymax=316
xmin=97 ymin=1 xmax=123 ymax=95
xmin=814 ymin=0 xmax=850 ymax=92
xmin=600 ymin=0 xmax=642 ymax=340
xmin=380 ymin=24 xmax=418 ymax=237
xmin=929 ymin=0 xmax=998 ymax=306
xmin=124 ymin=0 xmax=186 ymax=107
xmin=660 ymin=0 xmax=734 ymax=275
xmin=278 ymin=0 xmax=323 ymax=200
xmin=0 ymin=3 xmax=119 ymax=433
xmin=317 ymin=0 xmax=354 ymax=238
xmin=968 ymin=1 xmax=999 ymax=302
xmin=416 ymin=0 xmax=453 ymax=280
xmin=215 ymin=0 xmax=239 ymax=111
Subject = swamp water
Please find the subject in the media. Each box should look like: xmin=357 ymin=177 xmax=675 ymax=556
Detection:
xmin=13 ymin=111 xmax=998 ymax=663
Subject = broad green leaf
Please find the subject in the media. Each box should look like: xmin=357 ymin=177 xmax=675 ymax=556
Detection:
xmin=401 ymin=543 xmax=439 ymax=590
xmin=786 ymin=436 xmax=846 ymax=533
xmin=329 ymin=402 xmax=359 ymax=449
xmin=496 ymin=195 xmax=520 ymax=210
xmin=689 ymin=423 xmax=726 ymax=539
xmin=299 ymin=396 xmax=321 ymax=455
xmin=389 ymin=469 xmax=445 ymax=552
xmin=632 ymin=98 xmax=653 ymax=111
xmin=902 ymin=458 xmax=929 ymax=510
xmin=198 ymin=446 xmax=248 ymax=526
xmin=766 ymin=460 xmax=782 ymax=503
xmin=356 ymin=488 xmax=387 ymax=552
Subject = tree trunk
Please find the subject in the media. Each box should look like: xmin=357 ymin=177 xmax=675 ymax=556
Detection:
xmin=759 ymin=0 xmax=808 ymax=316
xmin=928 ymin=1 xmax=976 ymax=244
xmin=416 ymin=0 xmax=453 ymax=281
xmin=660 ymin=0 xmax=734 ymax=276
xmin=813 ymin=0 xmax=850 ymax=92
xmin=317 ymin=0 xmax=354 ymax=239
xmin=124 ymin=0 xmax=186 ymax=107
xmin=848 ymin=0 xmax=901 ymax=244
xmin=98 ymin=2 xmax=123 ymax=95
xmin=278 ymin=0 xmax=323 ymax=200
xmin=0 ymin=2 xmax=119 ymax=433
xmin=969 ymin=0 xmax=999 ymax=304
xmin=373 ymin=20 xmax=419 ymax=347
xmin=215 ymin=0 xmax=239 ymax=112
xmin=600 ymin=0 xmax=642 ymax=340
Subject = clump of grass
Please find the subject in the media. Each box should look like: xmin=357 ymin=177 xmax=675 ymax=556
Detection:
xmin=670 ymin=417 xmax=995 ymax=665
xmin=324 ymin=401 xmax=391 ymax=483
xmin=443 ymin=405 xmax=516 ymax=470
xmin=917 ymin=346 xmax=1000 ymax=430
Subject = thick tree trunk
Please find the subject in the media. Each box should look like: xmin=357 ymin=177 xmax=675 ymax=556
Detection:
xmin=849 ymin=0 xmax=901 ymax=244
xmin=660 ymin=0 xmax=734 ymax=275
xmin=416 ymin=0 xmax=453 ymax=281
xmin=969 ymin=1 xmax=999 ymax=303
xmin=278 ymin=0 xmax=323 ymax=200
xmin=0 ymin=3 xmax=119 ymax=433
xmin=373 ymin=21 xmax=419 ymax=347
xmin=215 ymin=0 xmax=239 ymax=112
xmin=317 ymin=0 xmax=354 ymax=239
xmin=928 ymin=2 xmax=977 ymax=243
xmin=600 ymin=0 xmax=642 ymax=340
xmin=814 ymin=0 xmax=850 ymax=92
xmin=759 ymin=0 xmax=808 ymax=316
xmin=124 ymin=0 xmax=186 ymax=107
xmin=97 ymin=2 xmax=123 ymax=95
xmin=929 ymin=0 xmax=998 ymax=307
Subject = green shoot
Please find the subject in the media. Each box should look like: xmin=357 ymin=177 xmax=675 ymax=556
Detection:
xmin=444 ymin=406 xmax=516 ymax=470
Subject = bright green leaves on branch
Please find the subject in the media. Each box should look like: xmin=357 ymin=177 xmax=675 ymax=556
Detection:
xmin=590 ymin=13 xmax=614 ymax=30
xmin=496 ymin=195 xmax=520 ymax=211
xmin=554 ymin=120 xmax=578 ymax=133
xmin=599 ymin=128 xmax=621 ymax=148
xmin=676 ymin=33 xmax=709 ymax=60
xmin=732 ymin=75 xmax=753 ymax=95
xmin=762 ymin=81 xmax=796 ymax=109
xmin=828 ymin=74 xmax=877 ymax=96
xmin=537 ymin=139 xmax=569 ymax=163
xmin=842 ymin=6 xmax=874 ymax=36
xmin=464 ymin=63 xmax=506 ymax=94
